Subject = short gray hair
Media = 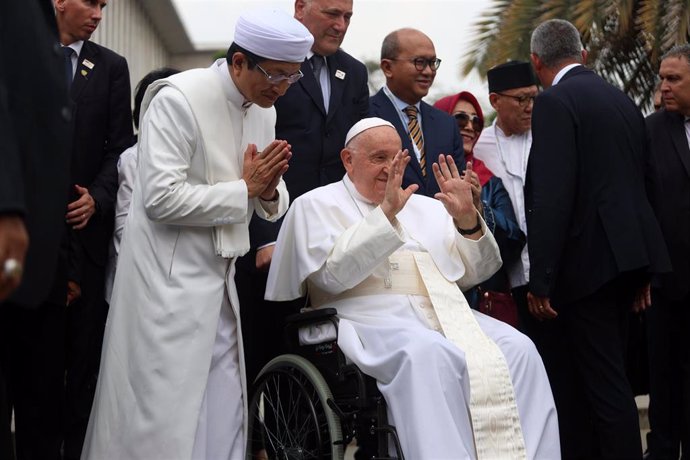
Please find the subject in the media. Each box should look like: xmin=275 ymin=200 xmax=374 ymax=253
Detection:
xmin=661 ymin=44 xmax=690 ymax=65
xmin=530 ymin=19 xmax=583 ymax=68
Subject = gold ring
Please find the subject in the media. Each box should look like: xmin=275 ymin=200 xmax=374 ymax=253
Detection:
xmin=538 ymin=305 xmax=544 ymax=311
xmin=3 ymin=258 xmax=23 ymax=280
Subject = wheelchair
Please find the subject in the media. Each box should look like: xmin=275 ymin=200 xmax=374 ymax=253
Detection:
xmin=246 ymin=307 xmax=405 ymax=460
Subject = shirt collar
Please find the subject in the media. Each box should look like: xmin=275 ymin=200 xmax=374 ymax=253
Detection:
xmin=383 ymin=85 xmax=421 ymax=113
xmin=552 ymin=63 xmax=581 ymax=86
xmin=63 ymin=40 xmax=83 ymax=57
xmin=213 ymin=58 xmax=252 ymax=111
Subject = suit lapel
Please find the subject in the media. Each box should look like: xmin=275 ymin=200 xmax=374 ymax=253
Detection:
xmin=326 ymin=52 xmax=344 ymax=121
xmin=298 ymin=59 xmax=326 ymax=115
xmin=371 ymin=90 xmax=425 ymax=183
xmin=667 ymin=111 xmax=690 ymax=179
xmin=70 ymin=41 xmax=99 ymax=101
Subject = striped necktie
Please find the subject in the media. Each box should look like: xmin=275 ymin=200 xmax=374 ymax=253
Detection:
xmin=404 ymin=105 xmax=426 ymax=176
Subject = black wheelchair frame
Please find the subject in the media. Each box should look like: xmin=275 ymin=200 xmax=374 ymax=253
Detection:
xmin=246 ymin=308 xmax=405 ymax=460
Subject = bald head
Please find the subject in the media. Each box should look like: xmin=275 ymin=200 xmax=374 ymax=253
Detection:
xmin=380 ymin=28 xmax=437 ymax=105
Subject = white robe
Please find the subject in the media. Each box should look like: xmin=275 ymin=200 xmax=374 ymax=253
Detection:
xmin=83 ymin=61 xmax=288 ymax=460
xmin=474 ymin=122 xmax=532 ymax=288
xmin=266 ymin=177 xmax=560 ymax=459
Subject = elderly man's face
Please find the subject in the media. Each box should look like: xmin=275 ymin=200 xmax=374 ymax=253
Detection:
xmin=660 ymin=55 xmax=690 ymax=115
xmin=341 ymin=127 xmax=402 ymax=204
xmin=295 ymin=0 xmax=353 ymax=57
xmin=231 ymin=54 xmax=302 ymax=108
xmin=383 ymin=30 xmax=437 ymax=105
xmin=490 ymin=84 xmax=539 ymax=136
xmin=55 ymin=0 xmax=106 ymax=42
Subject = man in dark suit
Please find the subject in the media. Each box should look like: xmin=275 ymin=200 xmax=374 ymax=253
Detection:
xmin=369 ymin=28 xmax=463 ymax=197
xmin=644 ymin=44 xmax=690 ymax=460
xmin=526 ymin=19 xmax=670 ymax=459
xmin=54 ymin=0 xmax=134 ymax=458
xmin=0 ymin=0 xmax=72 ymax=458
xmin=238 ymin=0 xmax=368 ymax=385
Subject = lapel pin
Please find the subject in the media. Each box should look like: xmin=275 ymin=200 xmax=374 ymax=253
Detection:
xmin=81 ymin=69 xmax=88 ymax=77
xmin=82 ymin=59 xmax=95 ymax=69
xmin=335 ymin=70 xmax=346 ymax=80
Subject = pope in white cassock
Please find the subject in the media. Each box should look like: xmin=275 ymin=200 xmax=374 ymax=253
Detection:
xmin=266 ymin=118 xmax=561 ymax=459
xmin=82 ymin=9 xmax=314 ymax=460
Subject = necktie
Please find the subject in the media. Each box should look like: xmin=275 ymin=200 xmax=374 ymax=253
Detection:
xmin=62 ymin=46 xmax=74 ymax=86
xmin=310 ymin=54 xmax=329 ymax=112
xmin=404 ymin=105 xmax=426 ymax=176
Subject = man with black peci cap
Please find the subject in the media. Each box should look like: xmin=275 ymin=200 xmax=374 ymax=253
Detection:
xmin=474 ymin=61 xmax=539 ymax=330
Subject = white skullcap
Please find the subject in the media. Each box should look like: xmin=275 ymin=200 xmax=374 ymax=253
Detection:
xmin=234 ymin=9 xmax=314 ymax=63
xmin=345 ymin=117 xmax=396 ymax=146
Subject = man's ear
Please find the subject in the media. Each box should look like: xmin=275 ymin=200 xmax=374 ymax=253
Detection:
xmin=489 ymin=93 xmax=500 ymax=110
xmin=380 ymin=59 xmax=393 ymax=79
xmin=54 ymin=0 xmax=65 ymax=11
xmin=341 ymin=148 xmax=354 ymax=173
xmin=294 ymin=0 xmax=306 ymax=21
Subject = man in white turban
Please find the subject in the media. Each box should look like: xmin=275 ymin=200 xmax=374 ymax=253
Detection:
xmin=266 ymin=118 xmax=561 ymax=459
xmin=82 ymin=9 xmax=313 ymax=460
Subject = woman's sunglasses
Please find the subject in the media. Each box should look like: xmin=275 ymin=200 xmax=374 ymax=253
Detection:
xmin=454 ymin=112 xmax=483 ymax=132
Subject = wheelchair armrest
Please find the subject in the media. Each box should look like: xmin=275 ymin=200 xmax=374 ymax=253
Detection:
xmin=285 ymin=307 xmax=338 ymax=326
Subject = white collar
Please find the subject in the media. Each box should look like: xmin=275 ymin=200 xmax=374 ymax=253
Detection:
xmin=213 ymin=58 xmax=252 ymax=111
xmin=552 ymin=63 xmax=581 ymax=86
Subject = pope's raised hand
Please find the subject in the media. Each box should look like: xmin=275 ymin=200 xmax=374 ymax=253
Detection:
xmin=380 ymin=149 xmax=419 ymax=222
xmin=433 ymin=154 xmax=477 ymax=227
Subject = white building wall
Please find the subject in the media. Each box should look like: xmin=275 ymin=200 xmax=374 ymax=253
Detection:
xmin=90 ymin=0 xmax=169 ymax=97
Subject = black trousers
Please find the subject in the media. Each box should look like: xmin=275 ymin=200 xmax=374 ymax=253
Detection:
xmin=516 ymin=275 xmax=643 ymax=459
xmin=0 ymin=301 xmax=65 ymax=460
xmin=63 ymin=259 xmax=108 ymax=460
xmin=646 ymin=289 xmax=690 ymax=460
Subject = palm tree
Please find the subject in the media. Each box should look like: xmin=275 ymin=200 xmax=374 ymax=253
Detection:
xmin=462 ymin=0 xmax=690 ymax=111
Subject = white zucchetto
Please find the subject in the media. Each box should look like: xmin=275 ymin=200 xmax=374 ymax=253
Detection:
xmin=345 ymin=117 xmax=396 ymax=146
xmin=234 ymin=9 xmax=314 ymax=63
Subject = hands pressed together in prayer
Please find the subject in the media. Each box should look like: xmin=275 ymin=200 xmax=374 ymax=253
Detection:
xmin=243 ymin=139 xmax=292 ymax=201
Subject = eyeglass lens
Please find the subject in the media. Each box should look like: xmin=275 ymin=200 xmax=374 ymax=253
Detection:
xmin=455 ymin=112 xmax=482 ymax=131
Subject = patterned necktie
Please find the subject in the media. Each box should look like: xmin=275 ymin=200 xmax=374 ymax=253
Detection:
xmin=404 ymin=105 xmax=426 ymax=176
xmin=62 ymin=46 xmax=74 ymax=86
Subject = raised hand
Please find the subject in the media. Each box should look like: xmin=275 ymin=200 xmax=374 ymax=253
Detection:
xmin=462 ymin=161 xmax=483 ymax=215
xmin=432 ymin=154 xmax=477 ymax=229
xmin=242 ymin=140 xmax=291 ymax=199
xmin=380 ymin=149 xmax=419 ymax=222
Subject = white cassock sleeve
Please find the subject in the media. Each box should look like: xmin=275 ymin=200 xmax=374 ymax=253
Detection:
xmin=137 ymin=86 xmax=251 ymax=226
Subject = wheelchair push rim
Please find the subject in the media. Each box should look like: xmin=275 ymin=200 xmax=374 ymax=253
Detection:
xmin=247 ymin=354 xmax=344 ymax=460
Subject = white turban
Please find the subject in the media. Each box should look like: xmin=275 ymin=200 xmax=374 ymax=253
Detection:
xmin=234 ymin=9 xmax=314 ymax=63
xmin=345 ymin=117 xmax=396 ymax=146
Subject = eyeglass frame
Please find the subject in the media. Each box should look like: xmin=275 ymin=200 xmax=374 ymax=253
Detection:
xmin=390 ymin=57 xmax=442 ymax=71
xmin=495 ymin=92 xmax=537 ymax=107
xmin=252 ymin=61 xmax=304 ymax=85
xmin=454 ymin=112 xmax=483 ymax=132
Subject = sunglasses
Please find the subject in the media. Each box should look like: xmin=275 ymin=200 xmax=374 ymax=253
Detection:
xmin=454 ymin=112 xmax=483 ymax=132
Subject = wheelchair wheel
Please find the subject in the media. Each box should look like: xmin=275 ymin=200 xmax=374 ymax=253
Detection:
xmin=247 ymin=354 xmax=344 ymax=460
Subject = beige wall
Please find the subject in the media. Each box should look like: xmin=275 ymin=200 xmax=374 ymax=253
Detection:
xmin=90 ymin=0 xmax=169 ymax=96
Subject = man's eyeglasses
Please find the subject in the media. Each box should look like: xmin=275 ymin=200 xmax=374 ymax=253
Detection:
xmin=392 ymin=57 xmax=442 ymax=71
xmin=254 ymin=62 xmax=303 ymax=85
xmin=454 ymin=112 xmax=483 ymax=132
xmin=496 ymin=92 xmax=537 ymax=107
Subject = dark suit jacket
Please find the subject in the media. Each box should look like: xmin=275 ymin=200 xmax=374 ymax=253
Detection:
xmin=369 ymin=89 xmax=463 ymax=197
xmin=645 ymin=109 xmax=690 ymax=300
xmin=250 ymin=49 xmax=369 ymax=248
xmin=0 ymin=0 xmax=72 ymax=307
xmin=68 ymin=40 xmax=133 ymax=267
xmin=526 ymin=66 xmax=669 ymax=304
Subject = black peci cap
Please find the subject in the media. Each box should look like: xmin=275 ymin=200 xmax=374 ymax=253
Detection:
xmin=487 ymin=61 xmax=537 ymax=92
